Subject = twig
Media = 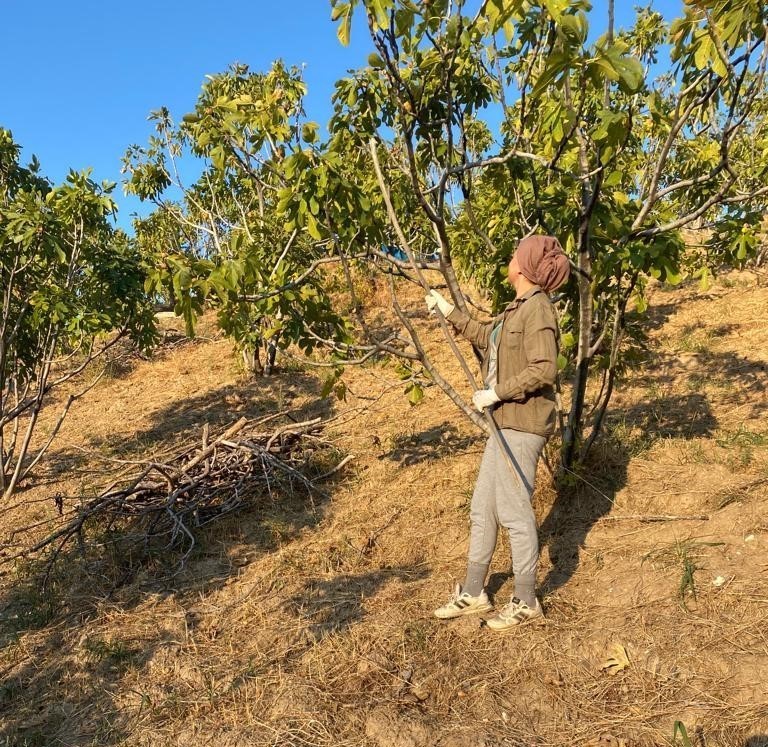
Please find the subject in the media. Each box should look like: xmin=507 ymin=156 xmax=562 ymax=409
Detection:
xmin=597 ymin=513 xmax=709 ymax=523
xmin=315 ymin=454 xmax=355 ymax=481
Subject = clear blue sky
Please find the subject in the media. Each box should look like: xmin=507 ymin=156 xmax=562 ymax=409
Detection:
xmin=1 ymin=1 xmax=374 ymax=227
xmin=2 ymin=1 xmax=678 ymax=230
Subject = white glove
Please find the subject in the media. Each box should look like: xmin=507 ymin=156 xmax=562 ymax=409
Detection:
xmin=424 ymin=289 xmax=455 ymax=317
xmin=472 ymin=388 xmax=501 ymax=412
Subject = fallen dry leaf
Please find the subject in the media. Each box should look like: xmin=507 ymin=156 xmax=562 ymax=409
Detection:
xmin=600 ymin=643 xmax=631 ymax=675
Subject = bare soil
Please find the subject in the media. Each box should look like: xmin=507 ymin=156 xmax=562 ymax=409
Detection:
xmin=1 ymin=272 xmax=767 ymax=747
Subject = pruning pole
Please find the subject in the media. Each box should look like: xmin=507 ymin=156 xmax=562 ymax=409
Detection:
xmin=369 ymin=140 xmax=524 ymax=489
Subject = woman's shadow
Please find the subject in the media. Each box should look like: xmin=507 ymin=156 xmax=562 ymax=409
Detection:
xmin=537 ymin=456 xmax=621 ymax=596
xmin=485 ymin=436 xmax=627 ymax=600
xmin=522 ymin=391 xmax=717 ymax=599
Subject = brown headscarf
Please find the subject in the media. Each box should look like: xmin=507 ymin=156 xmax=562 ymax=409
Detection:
xmin=515 ymin=235 xmax=570 ymax=293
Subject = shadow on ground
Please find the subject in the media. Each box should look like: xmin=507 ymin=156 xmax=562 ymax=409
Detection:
xmin=39 ymin=372 xmax=329 ymax=480
xmin=379 ymin=422 xmax=484 ymax=466
xmin=286 ymin=566 xmax=429 ymax=641
xmin=0 ymin=370 xmax=344 ymax=746
xmin=535 ymin=388 xmax=719 ymax=598
xmin=0 ymin=484 xmax=340 ymax=745
xmin=619 ymin=391 xmax=718 ymax=439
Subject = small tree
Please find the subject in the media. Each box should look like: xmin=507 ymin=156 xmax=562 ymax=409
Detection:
xmin=123 ymin=62 xmax=355 ymax=376
xmin=0 ymin=130 xmax=156 ymax=499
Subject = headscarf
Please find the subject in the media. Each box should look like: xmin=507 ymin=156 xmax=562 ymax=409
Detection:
xmin=515 ymin=235 xmax=570 ymax=293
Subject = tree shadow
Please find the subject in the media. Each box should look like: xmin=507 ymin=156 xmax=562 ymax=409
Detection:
xmin=379 ymin=422 xmax=484 ymax=466
xmin=745 ymin=737 xmax=768 ymax=747
xmin=633 ymin=348 xmax=768 ymax=423
xmin=285 ymin=566 xmax=429 ymax=642
xmin=0 ymin=477 xmax=340 ymax=743
xmin=642 ymin=300 xmax=683 ymax=332
xmin=640 ymin=288 xmax=721 ymax=332
xmin=40 ymin=371 xmax=329 ymax=480
xmin=619 ymin=392 xmax=718 ymax=440
xmin=537 ymin=449 xmax=625 ymax=598
xmin=536 ymin=390 xmax=718 ymax=598
xmin=681 ymin=350 xmax=767 ymax=417
xmin=0 ymin=477 xmax=340 ymax=745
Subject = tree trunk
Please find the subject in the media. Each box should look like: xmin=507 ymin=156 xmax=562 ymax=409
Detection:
xmin=242 ymin=346 xmax=263 ymax=377
xmin=0 ymin=429 xmax=6 ymax=492
xmin=265 ymin=334 xmax=279 ymax=376
xmin=562 ymin=136 xmax=598 ymax=468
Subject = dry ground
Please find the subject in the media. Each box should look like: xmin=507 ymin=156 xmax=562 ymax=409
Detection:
xmin=1 ymin=272 xmax=767 ymax=747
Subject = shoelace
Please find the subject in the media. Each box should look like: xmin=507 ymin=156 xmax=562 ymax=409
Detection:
xmin=499 ymin=598 xmax=530 ymax=620
xmin=445 ymin=585 xmax=463 ymax=606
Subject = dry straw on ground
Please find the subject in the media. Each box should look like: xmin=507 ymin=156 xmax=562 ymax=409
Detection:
xmin=1 ymin=273 xmax=768 ymax=746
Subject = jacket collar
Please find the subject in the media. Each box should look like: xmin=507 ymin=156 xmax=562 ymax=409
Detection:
xmin=506 ymin=285 xmax=543 ymax=311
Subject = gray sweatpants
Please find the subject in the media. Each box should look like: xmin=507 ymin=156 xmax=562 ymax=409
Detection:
xmin=468 ymin=429 xmax=546 ymax=584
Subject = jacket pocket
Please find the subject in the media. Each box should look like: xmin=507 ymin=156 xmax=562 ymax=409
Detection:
xmin=501 ymin=321 xmax=524 ymax=364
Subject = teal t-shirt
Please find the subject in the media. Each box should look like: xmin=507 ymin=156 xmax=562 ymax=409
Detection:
xmin=485 ymin=321 xmax=503 ymax=389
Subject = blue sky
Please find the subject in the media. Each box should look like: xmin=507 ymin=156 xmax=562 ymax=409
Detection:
xmin=2 ymin=1 xmax=374 ymax=227
xmin=2 ymin=1 xmax=678 ymax=230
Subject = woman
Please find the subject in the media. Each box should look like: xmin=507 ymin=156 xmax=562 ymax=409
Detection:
xmin=425 ymin=235 xmax=569 ymax=630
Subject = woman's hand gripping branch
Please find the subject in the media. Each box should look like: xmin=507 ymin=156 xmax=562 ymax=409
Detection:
xmin=425 ymin=291 xmax=500 ymax=412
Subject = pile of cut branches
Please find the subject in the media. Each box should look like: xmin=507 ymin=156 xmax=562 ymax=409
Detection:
xmin=7 ymin=413 xmax=349 ymax=571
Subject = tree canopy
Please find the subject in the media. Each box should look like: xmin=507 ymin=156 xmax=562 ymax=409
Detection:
xmin=124 ymin=0 xmax=768 ymax=466
xmin=1 ymin=129 xmax=156 ymax=498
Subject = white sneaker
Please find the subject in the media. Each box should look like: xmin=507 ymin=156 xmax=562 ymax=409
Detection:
xmin=485 ymin=597 xmax=543 ymax=630
xmin=433 ymin=583 xmax=493 ymax=619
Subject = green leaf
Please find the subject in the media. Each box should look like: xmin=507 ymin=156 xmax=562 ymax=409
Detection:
xmin=407 ymin=382 xmax=424 ymax=406
xmin=394 ymin=7 xmax=413 ymax=36
xmin=368 ymin=52 xmax=385 ymax=69
xmin=210 ymin=146 xmax=226 ymax=172
xmin=530 ymin=52 xmax=570 ymax=99
xmin=694 ymin=36 xmax=713 ymax=71
xmin=302 ymin=122 xmax=319 ymax=144
xmin=697 ymin=266 xmax=711 ymax=291
xmin=613 ymin=191 xmax=629 ymax=206
xmin=542 ymin=0 xmax=569 ymax=22
xmin=369 ymin=0 xmax=390 ymax=30
xmin=330 ymin=2 xmax=349 ymax=22
xmin=321 ymin=372 xmax=340 ymax=398
xmin=593 ymin=46 xmax=644 ymax=94
xmin=735 ymin=235 xmax=748 ymax=260
xmin=337 ymin=8 xmax=352 ymax=46
xmin=672 ymin=721 xmax=693 ymax=747
xmin=559 ymin=12 xmax=588 ymax=45
xmin=306 ymin=213 xmax=322 ymax=241
xmin=263 ymin=323 xmax=283 ymax=339
xmin=560 ymin=331 xmax=576 ymax=349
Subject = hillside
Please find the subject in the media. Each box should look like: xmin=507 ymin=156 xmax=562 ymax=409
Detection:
xmin=1 ymin=272 xmax=767 ymax=747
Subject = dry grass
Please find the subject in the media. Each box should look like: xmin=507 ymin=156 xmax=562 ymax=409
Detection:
xmin=2 ymin=274 xmax=768 ymax=747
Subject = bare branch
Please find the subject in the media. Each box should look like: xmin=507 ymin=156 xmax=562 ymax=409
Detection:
xmin=243 ymin=254 xmax=365 ymax=303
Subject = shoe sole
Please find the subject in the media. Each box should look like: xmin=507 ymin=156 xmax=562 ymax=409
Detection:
xmin=434 ymin=603 xmax=494 ymax=620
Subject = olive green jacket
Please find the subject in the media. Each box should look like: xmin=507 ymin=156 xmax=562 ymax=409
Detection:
xmin=447 ymin=287 xmax=559 ymax=438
